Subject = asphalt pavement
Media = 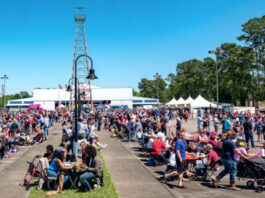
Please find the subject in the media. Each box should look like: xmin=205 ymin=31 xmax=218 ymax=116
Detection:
xmin=0 ymin=123 xmax=62 ymax=198
xmin=99 ymin=119 xmax=265 ymax=198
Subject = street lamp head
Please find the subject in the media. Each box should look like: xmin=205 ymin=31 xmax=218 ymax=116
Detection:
xmin=66 ymin=85 xmax=72 ymax=92
xmin=208 ymin=50 xmax=216 ymax=54
xmin=87 ymin=68 xmax=98 ymax=80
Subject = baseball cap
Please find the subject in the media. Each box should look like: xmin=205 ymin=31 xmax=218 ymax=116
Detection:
xmin=238 ymin=142 xmax=245 ymax=147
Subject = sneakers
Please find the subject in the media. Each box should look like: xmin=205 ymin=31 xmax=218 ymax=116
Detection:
xmin=101 ymin=144 xmax=108 ymax=149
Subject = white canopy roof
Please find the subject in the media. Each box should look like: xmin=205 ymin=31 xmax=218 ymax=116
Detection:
xmin=185 ymin=96 xmax=194 ymax=104
xmin=166 ymin=97 xmax=178 ymax=105
xmin=176 ymin=97 xmax=186 ymax=105
xmin=191 ymin=95 xmax=217 ymax=108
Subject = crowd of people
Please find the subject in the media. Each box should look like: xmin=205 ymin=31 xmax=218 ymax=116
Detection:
xmin=1 ymin=106 xmax=265 ymax=194
xmin=104 ymin=108 xmax=265 ymax=190
xmin=0 ymin=109 xmax=62 ymax=160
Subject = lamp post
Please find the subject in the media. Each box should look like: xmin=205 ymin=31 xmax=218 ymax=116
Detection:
xmin=0 ymin=74 xmax=8 ymax=108
xmin=153 ymin=73 xmax=161 ymax=106
xmin=73 ymin=55 xmax=97 ymax=145
xmin=208 ymin=50 xmax=224 ymax=111
xmin=85 ymin=57 xmax=97 ymax=112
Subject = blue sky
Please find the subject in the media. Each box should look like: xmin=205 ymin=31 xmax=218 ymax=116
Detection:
xmin=0 ymin=0 xmax=264 ymax=95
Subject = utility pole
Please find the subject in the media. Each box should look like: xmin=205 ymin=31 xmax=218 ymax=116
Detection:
xmin=153 ymin=73 xmax=161 ymax=106
xmin=208 ymin=50 xmax=224 ymax=111
xmin=0 ymin=74 xmax=8 ymax=108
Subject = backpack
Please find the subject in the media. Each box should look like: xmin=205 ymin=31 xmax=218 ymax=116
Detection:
xmin=10 ymin=147 xmax=18 ymax=153
xmin=147 ymin=158 xmax=156 ymax=166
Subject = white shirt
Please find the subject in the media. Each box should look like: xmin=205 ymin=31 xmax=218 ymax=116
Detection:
xmin=147 ymin=138 xmax=154 ymax=149
xmin=168 ymin=152 xmax=176 ymax=166
xmin=89 ymin=125 xmax=95 ymax=138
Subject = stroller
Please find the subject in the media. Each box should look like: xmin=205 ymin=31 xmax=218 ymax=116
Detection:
xmin=237 ymin=157 xmax=265 ymax=193
xmin=23 ymin=155 xmax=43 ymax=190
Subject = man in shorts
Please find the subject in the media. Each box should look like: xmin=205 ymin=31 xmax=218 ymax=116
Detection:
xmin=163 ymin=132 xmax=186 ymax=188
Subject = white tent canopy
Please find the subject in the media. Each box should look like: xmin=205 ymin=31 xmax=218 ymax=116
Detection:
xmin=166 ymin=97 xmax=178 ymax=106
xmin=185 ymin=96 xmax=194 ymax=105
xmin=191 ymin=95 xmax=217 ymax=108
xmin=176 ymin=97 xmax=186 ymax=105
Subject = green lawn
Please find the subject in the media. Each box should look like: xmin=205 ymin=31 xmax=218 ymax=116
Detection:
xmin=27 ymin=152 xmax=118 ymax=198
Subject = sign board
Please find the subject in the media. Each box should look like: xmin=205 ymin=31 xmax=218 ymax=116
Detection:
xmin=258 ymin=102 xmax=265 ymax=107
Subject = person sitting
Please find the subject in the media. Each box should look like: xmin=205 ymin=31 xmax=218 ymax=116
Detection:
xmin=146 ymin=131 xmax=155 ymax=152
xmin=187 ymin=142 xmax=201 ymax=157
xmin=164 ymin=141 xmax=177 ymax=173
xmin=43 ymin=145 xmax=54 ymax=163
xmin=150 ymin=134 xmax=166 ymax=161
xmin=46 ymin=149 xmax=76 ymax=196
xmin=234 ymin=142 xmax=247 ymax=162
xmin=257 ymin=141 xmax=265 ymax=157
xmin=195 ymin=144 xmax=219 ymax=180
xmin=28 ymin=125 xmax=43 ymax=145
xmin=80 ymin=145 xmax=103 ymax=194
xmin=92 ymin=135 xmax=107 ymax=150
xmin=62 ymin=121 xmax=71 ymax=143
xmin=197 ymin=130 xmax=208 ymax=143
xmin=208 ymin=131 xmax=218 ymax=148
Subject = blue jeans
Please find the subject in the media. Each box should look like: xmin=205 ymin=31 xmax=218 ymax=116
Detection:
xmin=217 ymin=159 xmax=237 ymax=182
xmin=25 ymin=129 xmax=29 ymax=136
xmin=47 ymin=169 xmax=68 ymax=184
xmin=195 ymin=165 xmax=212 ymax=176
xmin=245 ymin=133 xmax=254 ymax=148
xmin=43 ymin=127 xmax=48 ymax=140
xmin=98 ymin=121 xmax=102 ymax=131
xmin=79 ymin=172 xmax=96 ymax=190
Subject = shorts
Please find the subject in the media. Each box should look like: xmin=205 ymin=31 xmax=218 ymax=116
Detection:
xmin=177 ymin=160 xmax=186 ymax=173
xmin=257 ymin=130 xmax=262 ymax=135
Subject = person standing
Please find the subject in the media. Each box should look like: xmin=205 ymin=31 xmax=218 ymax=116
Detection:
xmin=24 ymin=118 xmax=30 ymax=136
xmin=88 ymin=121 xmax=95 ymax=145
xmin=9 ymin=119 xmax=18 ymax=137
xmin=184 ymin=111 xmax=189 ymax=123
xmin=243 ymin=116 xmax=254 ymax=148
xmin=197 ymin=114 xmax=203 ymax=132
xmin=255 ymin=116 xmax=263 ymax=142
xmin=212 ymin=132 xmax=248 ymax=190
xmin=164 ymin=132 xmax=186 ymax=188
xmin=213 ymin=114 xmax=220 ymax=134
xmin=223 ymin=116 xmax=231 ymax=134
xmin=176 ymin=117 xmax=182 ymax=134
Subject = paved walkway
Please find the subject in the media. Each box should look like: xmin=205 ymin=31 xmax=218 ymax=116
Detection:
xmin=0 ymin=123 xmax=62 ymax=198
xmin=98 ymin=129 xmax=176 ymax=198
xmin=98 ymin=120 xmax=264 ymax=198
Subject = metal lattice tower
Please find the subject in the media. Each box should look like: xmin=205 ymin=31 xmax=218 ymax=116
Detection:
xmin=72 ymin=8 xmax=90 ymax=85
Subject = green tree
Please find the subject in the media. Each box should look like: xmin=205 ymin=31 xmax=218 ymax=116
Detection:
xmin=217 ymin=43 xmax=255 ymax=105
xmin=133 ymin=89 xmax=141 ymax=97
xmin=238 ymin=15 xmax=265 ymax=102
xmin=138 ymin=75 xmax=167 ymax=102
xmin=0 ymin=91 xmax=32 ymax=107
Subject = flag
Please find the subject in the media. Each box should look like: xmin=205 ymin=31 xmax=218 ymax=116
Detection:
xmin=59 ymin=84 xmax=63 ymax=89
